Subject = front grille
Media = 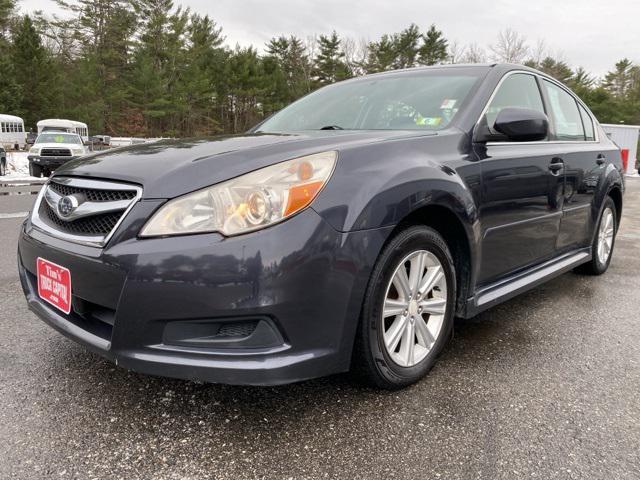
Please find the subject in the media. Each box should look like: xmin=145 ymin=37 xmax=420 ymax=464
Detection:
xmin=49 ymin=182 xmax=137 ymax=202
xmin=32 ymin=177 xmax=141 ymax=246
xmin=41 ymin=201 xmax=120 ymax=235
xmin=41 ymin=148 xmax=72 ymax=157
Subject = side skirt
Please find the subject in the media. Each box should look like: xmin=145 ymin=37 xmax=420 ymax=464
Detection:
xmin=463 ymin=248 xmax=591 ymax=318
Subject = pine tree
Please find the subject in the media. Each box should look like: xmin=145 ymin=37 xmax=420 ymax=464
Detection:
xmin=179 ymin=14 xmax=227 ymax=135
xmin=53 ymin=0 xmax=138 ymax=133
xmin=394 ymin=24 xmax=421 ymax=69
xmin=567 ymin=67 xmax=595 ymax=98
xmin=419 ymin=25 xmax=448 ymax=66
xmin=365 ymin=35 xmax=397 ymax=73
xmin=129 ymin=0 xmax=190 ymax=135
xmin=313 ymin=31 xmax=351 ymax=86
xmin=266 ymin=35 xmax=310 ymax=102
xmin=603 ymin=59 xmax=635 ymax=98
xmin=10 ymin=16 xmax=59 ymax=128
xmin=224 ymin=47 xmax=266 ymax=132
xmin=0 ymin=0 xmax=21 ymax=114
xmin=534 ymin=57 xmax=573 ymax=84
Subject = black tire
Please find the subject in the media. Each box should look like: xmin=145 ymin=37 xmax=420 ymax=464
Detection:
xmin=575 ymin=196 xmax=617 ymax=276
xmin=353 ymin=226 xmax=456 ymax=389
xmin=28 ymin=162 xmax=43 ymax=178
xmin=0 ymin=158 xmax=6 ymax=176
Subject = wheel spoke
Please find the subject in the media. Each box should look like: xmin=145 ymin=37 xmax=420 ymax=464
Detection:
xmin=393 ymin=266 xmax=411 ymax=300
xmin=605 ymin=214 xmax=613 ymax=232
xmin=399 ymin=320 xmax=415 ymax=366
xmin=383 ymin=298 xmax=406 ymax=318
xmin=384 ymin=315 xmax=407 ymax=353
xmin=419 ymin=297 xmax=447 ymax=315
xmin=415 ymin=316 xmax=435 ymax=348
xmin=418 ymin=266 xmax=443 ymax=296
xmin=408 ymin=252 xmax=426 ymax=295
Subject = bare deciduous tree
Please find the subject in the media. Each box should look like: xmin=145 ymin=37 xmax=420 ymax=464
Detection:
xmin=447 ymin=40 xmax=465 ymax=64
xmin=342 ymin=36 xmax=369 ymax=76
xmin=528 ymin=39 xmax=548 ymax=66
xmin=490 ymin=29 xmax=529 ymax=64
xmin=460 ymin=43 xmax=487 ymax=64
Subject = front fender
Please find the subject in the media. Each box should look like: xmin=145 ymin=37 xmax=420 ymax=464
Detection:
xmin=313 ymin=133 xmax=479 ymax=234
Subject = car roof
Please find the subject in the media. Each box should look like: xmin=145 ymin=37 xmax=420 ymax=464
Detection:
xmin=343 ymin=63 xmax=548 ymax=83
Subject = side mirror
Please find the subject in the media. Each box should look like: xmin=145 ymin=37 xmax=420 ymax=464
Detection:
xmin=492 ymin=107 xmax=549 ymax=142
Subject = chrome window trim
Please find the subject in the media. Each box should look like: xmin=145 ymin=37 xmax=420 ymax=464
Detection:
xmin=30 ymin=176 xmax=143 ymax=248
xmin=475 ymin=69 xmax=600 ymax=146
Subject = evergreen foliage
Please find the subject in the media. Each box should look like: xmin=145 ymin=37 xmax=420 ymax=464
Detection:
xmin=0 ymin=1 xmax=638 ymax=136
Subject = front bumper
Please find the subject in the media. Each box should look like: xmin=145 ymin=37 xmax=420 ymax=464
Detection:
xmin=18 ymin=207 xmax=392 ymax=385
xmin=28 ymin=155 xmax=79 ymax=168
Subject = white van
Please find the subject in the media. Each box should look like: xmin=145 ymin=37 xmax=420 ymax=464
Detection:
xmin=0 ymin=114 xmax=27 ymax=150
xmin=37 ymin=119 xmax=89 ymax=143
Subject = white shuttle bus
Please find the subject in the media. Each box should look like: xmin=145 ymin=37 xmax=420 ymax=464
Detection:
xmin=37 ymin=119 xmax=89 ymax=143
xmin=0 ymin=114 xmax=27 ymax=149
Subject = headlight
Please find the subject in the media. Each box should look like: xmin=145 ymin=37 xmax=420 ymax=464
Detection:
xmin=72 ymin=148 xmax=84 ymax=155
xmin=140 ymin=151 xmax=337 ymax=237
xmin=30 ymin=148 xmax=40 ymax=155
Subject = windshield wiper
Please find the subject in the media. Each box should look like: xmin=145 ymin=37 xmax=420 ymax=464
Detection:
xmin=319 ymin=125 xmax=344 ymax=130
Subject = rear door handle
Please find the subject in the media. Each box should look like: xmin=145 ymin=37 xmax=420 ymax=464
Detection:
xmin=549 ymin=157 xmax=564 ymax=175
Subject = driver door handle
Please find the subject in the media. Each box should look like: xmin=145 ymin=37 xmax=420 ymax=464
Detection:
xmin=549 ymin=157 xmax=564 ymax=175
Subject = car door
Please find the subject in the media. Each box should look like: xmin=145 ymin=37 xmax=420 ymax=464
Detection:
xmin=540 ymin=79 xmax=607 ymax=249
xmin=473 ymin=72 xmax=565 ymax=285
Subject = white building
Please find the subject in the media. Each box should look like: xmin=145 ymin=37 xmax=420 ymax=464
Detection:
xmin=0 ymin=114 xmax=27 ymax=150
xmin=37 ymin=119 xmax=89 ymax=142
xmin=601 ymin=124 xmax=640 ymax=176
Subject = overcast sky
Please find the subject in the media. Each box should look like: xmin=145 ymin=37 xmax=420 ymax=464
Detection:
xmin=18 ymin=0 xmax=640 ymax=78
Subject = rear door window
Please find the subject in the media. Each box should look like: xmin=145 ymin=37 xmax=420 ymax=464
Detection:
xmin=543 ymin=80 xmax=585 ymax=141
xmin=578 ymin=104 xmax=595 ymax=141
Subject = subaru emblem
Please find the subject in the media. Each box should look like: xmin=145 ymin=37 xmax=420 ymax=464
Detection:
xmin=58 ymin=195 xmax=79 ymax=218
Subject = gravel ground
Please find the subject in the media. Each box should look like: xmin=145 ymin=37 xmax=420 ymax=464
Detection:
xmin=0 ymin=179 xmax=639 ymax=480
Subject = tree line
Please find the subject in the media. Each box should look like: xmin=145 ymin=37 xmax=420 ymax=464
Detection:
xmin=0 ymin=0 xmax=639 ymax=138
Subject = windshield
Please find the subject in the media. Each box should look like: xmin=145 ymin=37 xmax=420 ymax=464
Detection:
xmin=257 ymin=69 xmax=483 ymax=133
xmin=35 ymin=133 xmax=82 ymax=145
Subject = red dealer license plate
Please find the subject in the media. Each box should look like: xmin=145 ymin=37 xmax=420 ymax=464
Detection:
xmin=37 ymin=258 xmax=72 ymax=315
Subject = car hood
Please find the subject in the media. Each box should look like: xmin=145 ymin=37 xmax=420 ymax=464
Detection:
xmin=55 ymin=131 xmax=436 ymax=199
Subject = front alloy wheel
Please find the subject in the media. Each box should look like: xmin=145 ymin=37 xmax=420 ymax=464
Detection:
xmin=382 ymin=250 xmax=447 ymax=368
xmin=354 ymin=226 xmax=456 ymax=389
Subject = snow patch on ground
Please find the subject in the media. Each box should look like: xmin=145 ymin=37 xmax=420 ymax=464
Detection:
xmin=3 ymin=151 xmax=45 ymax=183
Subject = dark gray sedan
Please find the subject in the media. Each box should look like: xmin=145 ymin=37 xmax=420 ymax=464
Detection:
xmin=18 ymin=64 xmax=624 ymax=388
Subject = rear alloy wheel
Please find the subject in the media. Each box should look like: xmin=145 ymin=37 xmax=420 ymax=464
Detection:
xmin=596 ymin=207 xmax=615 ymax=265
xmin=575 ymin=196 xmax=617 ymax=275
xmin=354 ymin=226 xmax=456 ymax=389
